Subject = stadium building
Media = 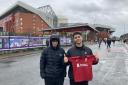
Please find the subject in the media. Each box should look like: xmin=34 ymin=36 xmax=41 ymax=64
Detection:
xmin=0 ymin=1 xmax=57 ymax=36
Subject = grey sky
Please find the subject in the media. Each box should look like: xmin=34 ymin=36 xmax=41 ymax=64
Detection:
xmin=0 ymin=0 xmax=128 ymax=37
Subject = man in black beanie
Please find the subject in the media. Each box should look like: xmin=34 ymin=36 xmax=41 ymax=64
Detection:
xmin=40 ymin=35 xmax=66 ymax=85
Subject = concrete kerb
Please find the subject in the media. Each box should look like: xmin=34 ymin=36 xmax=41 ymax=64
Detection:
xmin=0 ymin=50 xmax=42 ymax=60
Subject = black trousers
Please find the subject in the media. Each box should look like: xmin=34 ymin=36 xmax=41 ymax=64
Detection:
xmin=44 ymin=77 xmax=64 ymax=85
xmin=107 ymin=43 xmax=111 ymax=48
xmin=70 ymin=79 xmax=88 ymax=85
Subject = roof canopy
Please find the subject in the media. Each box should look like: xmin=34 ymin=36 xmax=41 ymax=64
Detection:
xmin=0 ymin=1 xmax=57 ymax=28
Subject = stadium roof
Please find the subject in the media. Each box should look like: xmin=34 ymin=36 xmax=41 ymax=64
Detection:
xmin=89 ymin=24 xmax=115 ymax=32
xmin=0 ymin=1 xmax=56 ymax=28
xmin=43 ymin=23 xmax=99 ymax=32
xmin=43 ymin=23 xmax=116 ymax=32
xmin=59 ymin=23 xmax=99 ymax=32
xmin=57 ymin=23 xmax=115 ymax=32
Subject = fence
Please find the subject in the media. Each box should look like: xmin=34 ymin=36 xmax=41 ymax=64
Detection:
xmin=0 ymin=36 xmax=72 ymax=51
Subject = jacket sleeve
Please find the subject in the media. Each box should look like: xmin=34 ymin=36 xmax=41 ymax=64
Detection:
xmin=93 ymin=57 xmax=99 ymax=65
xmin=92 ymin=51 xmax=99 ymax=65
xmin=65 ymin=49 xmax=72 ymax=65
xmin=40 ymin=49 xmax=47 ymax=79
xmin=89 ymin=49 xmax=99 ymax=65
xmin=89 ymin=49 xmax=93 ymax=55
xmin=63 ymin=49 xmax=66 ymax=63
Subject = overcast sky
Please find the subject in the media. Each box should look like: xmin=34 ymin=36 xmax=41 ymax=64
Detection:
xmin=0 ymin=0 xmax=128 ymax=37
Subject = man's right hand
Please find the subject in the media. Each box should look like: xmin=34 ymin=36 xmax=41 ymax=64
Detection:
xmin=64 ymin=54 xmax=68 ymax=63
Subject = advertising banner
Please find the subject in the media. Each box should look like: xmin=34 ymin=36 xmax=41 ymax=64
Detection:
xmin=3 ymin=38 xmax=9 ymax=49
xmin=0 ymin=39 xmax=2 ymax=49
xmin=60 ymin=37 xmax=72 ymax=45
xmin=10 ymin=36 xmax=29 ymax=48
xmin=29 ymin=37 xmax=43 ymax=47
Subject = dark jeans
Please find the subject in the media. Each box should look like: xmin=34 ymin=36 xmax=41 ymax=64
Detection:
xmin=70 ymin=79 xmax=88 ymax=85
xmin=44 ymin=77 xmax=64 ymax=85
xmin=107 ymin=43 xmax=111 ymax=48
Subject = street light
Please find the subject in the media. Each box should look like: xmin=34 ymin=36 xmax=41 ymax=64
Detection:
xmin=85 ymin=30 xmax=90 ymax=41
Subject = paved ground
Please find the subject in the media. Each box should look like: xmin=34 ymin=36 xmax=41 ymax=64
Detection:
xmin=0 ymin=42 xmax=128 ymax=85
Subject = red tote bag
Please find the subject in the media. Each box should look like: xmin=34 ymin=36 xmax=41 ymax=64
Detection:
xmin=68 ymin=55 xmax=96 ymax=82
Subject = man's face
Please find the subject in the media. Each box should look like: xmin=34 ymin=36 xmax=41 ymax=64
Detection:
xmin=73 ymin=34 xmax=83 ymax=44
xmin=52 ymin=40 xmax=58 ymax=47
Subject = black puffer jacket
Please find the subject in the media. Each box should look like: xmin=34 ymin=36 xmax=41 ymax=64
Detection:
xmin=40 ymin=35 xmax=66 ymax=79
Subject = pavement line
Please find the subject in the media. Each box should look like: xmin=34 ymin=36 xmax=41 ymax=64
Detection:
xmin=101 ymin=58 xmax=116 ymax=82
xmin=0 ymin=51 xmax=41 ymax=60
xmin=125 ymin=59 xmax=128 ymax=74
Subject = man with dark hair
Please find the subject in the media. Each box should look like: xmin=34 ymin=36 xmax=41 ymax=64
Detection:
xmin=64 ymin=32 xmax=99 ymax=85
xmin=72 ymin=32 xmax=82 ymax=37
xmin=40 ymin=35 xmax=66 ymax=85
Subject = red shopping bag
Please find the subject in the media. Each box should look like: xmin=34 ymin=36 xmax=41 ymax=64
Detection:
xmin=68 ymin=55 xmax=96 ymax=82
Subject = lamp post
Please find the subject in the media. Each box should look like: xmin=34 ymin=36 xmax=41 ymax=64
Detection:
xmin=96 ymin=33 xmax=98 ymax=42
xmin=85 ymin=30 xmax=90 ymax=41
xmin=28 ymin=33 xmax=32 ymax=48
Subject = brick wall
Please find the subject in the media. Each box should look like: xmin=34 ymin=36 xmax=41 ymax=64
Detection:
xmin=0 ymin=12 xmax=49 ymax=36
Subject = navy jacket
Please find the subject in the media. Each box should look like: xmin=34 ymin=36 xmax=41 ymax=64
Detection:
xmin=66 ymin=45 xmax=98 ymax=80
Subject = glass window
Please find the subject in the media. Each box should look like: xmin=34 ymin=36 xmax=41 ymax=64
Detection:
xmin=33 ymin=15 xmax=36 ymax=18
xmin=20 ymin=27 xmax=23 ymax=29
xmin=33 ymin=23 xmax=35 ymax=25
xmin=20 ymin=18 xmax=23 ymax=21
xmin=20 ymin=22 xmax=23 ymax=26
